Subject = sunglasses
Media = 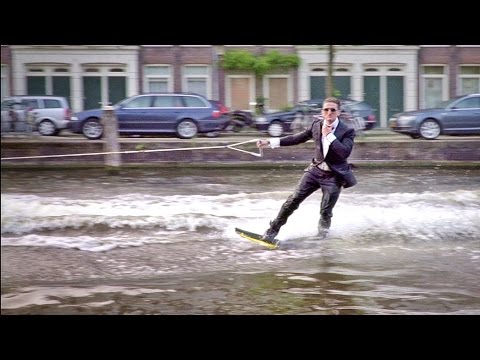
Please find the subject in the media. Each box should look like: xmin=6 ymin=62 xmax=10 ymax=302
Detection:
xmin=322 ymin=108 xmax=337 ymax=113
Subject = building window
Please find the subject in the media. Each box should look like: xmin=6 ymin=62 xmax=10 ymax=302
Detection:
xmin=309 ymin=65 xmax=352 ymax=99
xmin=459 ymin=65 xmax=480 ymax=95
xmin=25 ymin=65 xmax=71 ymax=105
xmin=183 ymin=65 xmax=210 ymax=98
xmin=421 ymin=65 xmax=447 ymax=108
xmin=144 ymin=65 xmax=172 ymax=93
xmin=81 ymin=65 xmax=127 ymax=110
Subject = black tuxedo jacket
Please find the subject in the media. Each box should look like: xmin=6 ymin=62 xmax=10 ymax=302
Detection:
xmin=278 ymin=118 xmax=357 ymax=188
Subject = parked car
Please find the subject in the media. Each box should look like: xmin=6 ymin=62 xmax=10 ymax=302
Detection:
xmin=299 ymin=98 xmax=377 ymax=130
xmin=255 ymin=102 xmax=368 ymax=137
xmin=255 ymin=104 xmax=323 ymax=137
xmin=389 ymin=93 xmax=480 ymax=139
xmin=69 ymin=93 xmax=230 ymax=140
xmin=1 ymin=95 xmax=72 ymax=135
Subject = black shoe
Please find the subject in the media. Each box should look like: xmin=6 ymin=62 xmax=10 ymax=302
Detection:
xmin=315 ymin=229 xmax=328 ymax=240
xmin=261 ymin=227 xmax=279 ymax=245
xmin=319 ymin=217 xmax=331 ymax=229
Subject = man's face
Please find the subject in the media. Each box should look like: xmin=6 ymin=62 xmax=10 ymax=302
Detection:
xmin=322 ymin=101 xmax=339 ymax=124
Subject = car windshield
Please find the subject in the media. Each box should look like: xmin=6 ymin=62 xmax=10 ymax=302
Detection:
xmin=114 ymin=98 xmax=131 ymax=108
xmin=347 ymin=101 xmax=370 ymax=110
xmin=293 ymin=105 xmax=309 ymax=111
xmin=436 ymin=96 xmax=466 ymax=109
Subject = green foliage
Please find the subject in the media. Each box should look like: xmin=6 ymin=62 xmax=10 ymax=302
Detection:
xmin=222 ymin=50 xmax=256 ymax=71
xmin=221 ymin=50 xmax=300 ymax=75
xmin=255 ymin=96 xmax=267 ymax=104
xmin=254 ymin=56 xmax=270 ymax=75
xmin=333 ymin=89 xmax=342 ymax=97
xmin=262 ymin=50 xmax=300 ymax=69
xmin=254 ymin=96 xmax=267 ymax=115
xmin=280 ymin=104 xmax=294 ymax=112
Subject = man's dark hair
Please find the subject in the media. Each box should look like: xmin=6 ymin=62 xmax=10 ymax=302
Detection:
xmin=323 ymin=97 xmax=341 ymax=108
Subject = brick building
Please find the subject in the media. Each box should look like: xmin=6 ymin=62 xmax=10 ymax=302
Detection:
xmin=1 ymin=45 xmax=479 ymax=128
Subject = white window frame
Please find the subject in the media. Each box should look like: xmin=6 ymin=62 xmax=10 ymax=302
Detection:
xmin=308 ymin=63 xmax=354 ymax=98
xmin=458 ymin=65 xmax=480 ymax=95
xmin=81 ymin=64 xmax=127 ymax=106
xmin=25 ymin=64 xmax=71 ymax=95
xmin=420 ymin=65 xmax=448 ymax=108
xmin=143 ymin=65 xmax=172 ymax=93
xmin=182 ymin=65 xmax=211 ymax=99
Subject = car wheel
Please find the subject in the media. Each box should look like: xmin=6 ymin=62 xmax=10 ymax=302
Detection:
xmin=267 ymin=121 xmax=284 ymax=137
xmin=37 ymin=120 xmax=58 ymax=136
xmin=353 ymin=116 xmax=366 ymax=131
xmin=82 ymin=118 xmax=103 ymax=140
xmin=176 ymin=119 xmax=198 ymax=139
xmin=419 ymin=119 xmax=441 ymax=140
xmin=290 ymin=113 xmax=304 ymax=132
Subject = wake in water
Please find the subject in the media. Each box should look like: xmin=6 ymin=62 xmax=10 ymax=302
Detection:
xmin=2 ymin=189 xmax=479 ymax=251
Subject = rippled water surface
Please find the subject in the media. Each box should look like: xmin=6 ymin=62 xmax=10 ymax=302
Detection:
xmin=2 ymin=166 xmax=480 ymax=314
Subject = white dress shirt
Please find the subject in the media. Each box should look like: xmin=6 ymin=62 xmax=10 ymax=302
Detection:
xmin=322 ymin=118 xmax=339 ymax=157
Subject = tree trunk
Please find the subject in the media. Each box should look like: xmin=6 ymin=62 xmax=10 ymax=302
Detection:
xmin=326 ymin=45 xmax=335 ymax=97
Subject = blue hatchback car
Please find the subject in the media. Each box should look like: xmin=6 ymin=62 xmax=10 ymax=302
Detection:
xmin=69 ymin=93 xmax=230 ymax=139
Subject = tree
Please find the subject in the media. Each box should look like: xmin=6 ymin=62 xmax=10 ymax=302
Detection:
xmin=326 ymin=45 xmax=335 ymax=98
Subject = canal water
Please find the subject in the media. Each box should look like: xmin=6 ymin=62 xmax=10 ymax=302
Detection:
xmin=1 ymin=166 xmax=479 ymax=314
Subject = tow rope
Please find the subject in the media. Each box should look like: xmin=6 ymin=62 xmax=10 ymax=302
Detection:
xmin=0 ymin=139 xmax=263 ymax=161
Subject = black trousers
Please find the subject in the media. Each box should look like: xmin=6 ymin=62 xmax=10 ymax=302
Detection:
xmin=270 ymin=166 xmax=342 ymax=232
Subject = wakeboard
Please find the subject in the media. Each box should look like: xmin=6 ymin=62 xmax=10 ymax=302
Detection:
xmin=235 ymin=227 xmax=279 ymax=249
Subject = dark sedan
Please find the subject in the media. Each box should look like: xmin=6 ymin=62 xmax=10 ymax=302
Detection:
xmin=389 ymin=93 xmax=480 ymax=139
xmin=299 ymin=98 xmax=377 ymax=130
xmin=254 ymin=104 xmax=322 ymax=137
xmin=69 ymin=93 xmax=230 ymax=140
xmin=255 ymin=103 xmax=366 ymax=137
